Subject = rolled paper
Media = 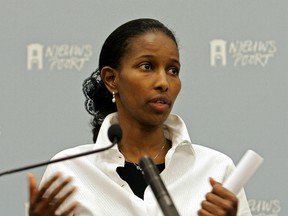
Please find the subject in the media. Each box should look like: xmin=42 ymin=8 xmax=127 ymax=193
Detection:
xmin=223 ymin=149 xmax=264 ymax=195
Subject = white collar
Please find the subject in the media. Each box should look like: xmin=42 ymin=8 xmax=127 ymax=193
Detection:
xmin=93 ymin=112 xmax=194 ymax=155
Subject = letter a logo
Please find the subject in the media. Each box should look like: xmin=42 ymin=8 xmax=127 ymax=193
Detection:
xmin=210 ymin=39 xmax=227 ymax=66
xmin=27 ymin=43 xmax=44 ymax=70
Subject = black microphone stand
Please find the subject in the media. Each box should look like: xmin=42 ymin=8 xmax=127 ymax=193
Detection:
xmin=139 ymin=155 xmax=180 ymax=216
xmin=0 ymin=142 xmax=117 ymax=177
xmin=0 ymin=124 xmax=122 ymax=177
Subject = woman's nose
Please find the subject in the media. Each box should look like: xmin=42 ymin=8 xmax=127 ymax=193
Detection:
xmin=154 ymin=70 xmax=169 ymax=92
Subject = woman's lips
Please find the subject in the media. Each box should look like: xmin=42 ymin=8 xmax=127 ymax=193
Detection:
xmin=148 ymin=95 xmax=171 ymax=111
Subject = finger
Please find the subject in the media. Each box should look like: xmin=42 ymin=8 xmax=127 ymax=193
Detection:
xmin=209 ymin=178 xmax=236 ymax=201
xmin=27 ymin=173 xmax=38 ymax=203
xmin=206 ymin=189 xmax=238 ymax=214
xmin=211 ymin=184 xmax=238 ymax=204
xmin=197 ymin=207 xmax=214 ymax=216
xmin=59 ymin=202 xmax=79 ymax=216
xmin=34 ymin=172 xmax=62 ymax=204
xmin=48 ymin=186 xmax=77 ymax=215
xmin=53 ymin=185 xmax=77 ymax=210
xmin=45 ymin=176 xmax=73 ymax=205
xmin=207 ymin=178 xmax=238 ymax=213
xmin=209 ymin=177 xmax=218 ymax=186
xmin=201 ymin=197 xmax=227 ymax=215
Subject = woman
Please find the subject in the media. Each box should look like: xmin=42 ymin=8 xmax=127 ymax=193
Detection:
xmin=28 ymin=18 xmax=251 ymax=216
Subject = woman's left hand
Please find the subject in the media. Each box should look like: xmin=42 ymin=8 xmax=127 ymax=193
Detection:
xmin=198 ymin=178 xmax=238 ymax=216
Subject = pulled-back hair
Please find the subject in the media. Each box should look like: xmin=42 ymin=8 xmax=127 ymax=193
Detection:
xmin=83 ymin=18 xmax=178 ymax=142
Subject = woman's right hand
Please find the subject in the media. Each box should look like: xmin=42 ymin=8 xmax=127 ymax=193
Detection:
xmin=28 ymin=172 xmax=78 ymax=216
xmin=198 ymin=178 xmax=238 ymax=216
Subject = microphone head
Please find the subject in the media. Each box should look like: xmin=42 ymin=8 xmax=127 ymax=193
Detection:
xmin=108 ymin=124 xmax=122 ymax=143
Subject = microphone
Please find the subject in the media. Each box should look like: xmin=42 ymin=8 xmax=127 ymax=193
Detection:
xmin=107 ymin=124 xmax=122 ymax=144
xmin=139 ymin=155 xmax=180 ymax=216
xmin=0 ymin=124 xmax=122 ymax=177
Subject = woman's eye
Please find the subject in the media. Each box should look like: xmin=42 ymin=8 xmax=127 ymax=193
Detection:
xmin=139 ymin=63 xmax=152 ymax=71
xmin=168 ymin=67 xmax=179 ymax=76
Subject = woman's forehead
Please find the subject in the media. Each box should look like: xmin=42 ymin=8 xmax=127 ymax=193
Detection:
xmin=124 ymin=31 xmax=179 ymax=58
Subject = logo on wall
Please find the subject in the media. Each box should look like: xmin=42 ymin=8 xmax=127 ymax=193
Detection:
xmin=248 ymin=199 xmax=281 ymax=216
xmin=27 ymin=43 xmax=93 ymax=71
xmin=210 ymin=39 xmax=277 ymax=67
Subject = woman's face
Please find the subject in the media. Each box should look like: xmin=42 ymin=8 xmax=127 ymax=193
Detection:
xmin=115 ymin=31 xmax=181 ymax=127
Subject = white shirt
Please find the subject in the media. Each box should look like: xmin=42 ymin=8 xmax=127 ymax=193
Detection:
xmin=40 ymin=113 xmax=252 ymax=216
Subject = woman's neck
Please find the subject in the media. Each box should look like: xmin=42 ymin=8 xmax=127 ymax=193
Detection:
xmin=118 ymin=123 xmax=171 ymax=164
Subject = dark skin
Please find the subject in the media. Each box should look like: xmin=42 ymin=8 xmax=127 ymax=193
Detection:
xmin=102 ymin=31 xmax=239 ymax=216
xmin=27 ymin=31 xmax=238 ymax=216
xmin=101 ymin=31 xmax=181 ymax=164
xmin=28 ymin=174 xmax=237 ymax=216
xmin=28 ymin=173 xmax=78 ymax=216
xmin=198 ymin=178 xmax=238 ymax=216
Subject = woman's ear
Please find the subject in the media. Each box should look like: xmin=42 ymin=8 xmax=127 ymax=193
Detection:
xmin=100 ymin=66 xmax=118 ymax=92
